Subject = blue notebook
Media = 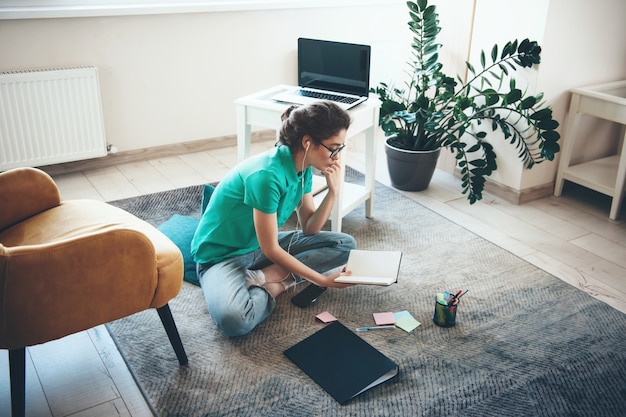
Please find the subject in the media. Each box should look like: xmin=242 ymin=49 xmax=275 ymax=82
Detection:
xmin=284 ymin=321 xmax=399 ymax=404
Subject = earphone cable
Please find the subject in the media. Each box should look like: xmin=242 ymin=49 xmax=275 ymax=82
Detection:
xmin=286 ymin=144 xmax=308 ymax=254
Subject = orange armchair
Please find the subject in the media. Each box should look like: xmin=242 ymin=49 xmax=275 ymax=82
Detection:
xmin=0 ymin=167 xmax=188 ymax=417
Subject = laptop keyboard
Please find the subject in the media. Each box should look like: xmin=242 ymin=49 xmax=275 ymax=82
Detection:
xmin=295 ymin=89 xmax=360 ymax=104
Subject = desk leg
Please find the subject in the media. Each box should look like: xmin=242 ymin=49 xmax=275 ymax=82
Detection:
xmin=330 ymin=163 xmax=345 ymax=232
xmin=364 ymin=126 xmax=377 ymax=218
xmin=236 ymin=104 xmax=252 ymax=162
xmin=609 ymin=129 xmax=626 ymax=220
xmin=554 ymin=94 xmax=582 ymax=196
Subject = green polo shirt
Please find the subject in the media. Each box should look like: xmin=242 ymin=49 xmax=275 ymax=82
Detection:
xmin=191 ymin=145 xmax=312 ymax=265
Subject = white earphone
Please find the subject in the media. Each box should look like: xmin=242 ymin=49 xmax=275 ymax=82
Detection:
xmin=301 ymin=141 xmax=310 ymax=175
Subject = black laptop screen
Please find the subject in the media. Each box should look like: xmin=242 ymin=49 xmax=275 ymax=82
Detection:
xmin=298 ymin=38 xmax=371 ymax=97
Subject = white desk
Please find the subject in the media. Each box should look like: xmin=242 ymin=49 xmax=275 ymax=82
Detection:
xmin=554 ymin=80 xmax=626 ymax=220
xmin=234 ymin=85 xmax=380 ymax=231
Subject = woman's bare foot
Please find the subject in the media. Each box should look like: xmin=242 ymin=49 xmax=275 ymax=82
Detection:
xmin=262 ymin=264 xmax=296 ymax=298
xmin=264 ymin=277 xmax=295 ymax=298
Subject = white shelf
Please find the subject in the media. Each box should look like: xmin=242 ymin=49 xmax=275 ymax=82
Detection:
xmin=312 ymin=181 xmax=370 ymax=217
xmin=554 ymin=80 xmax=626 ymax=220
xmin=561 ymin=155 xmax=620 ymax=197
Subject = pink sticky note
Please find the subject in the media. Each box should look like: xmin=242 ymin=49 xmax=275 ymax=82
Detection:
xmin=315 ymin=311 xmax=338 ymax=323
xmin=373 ymin=312 xmax=396 ymax=326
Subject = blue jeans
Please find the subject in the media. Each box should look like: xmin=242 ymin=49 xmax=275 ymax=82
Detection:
xmin=197 ymin=231 xmax=356 ymax=336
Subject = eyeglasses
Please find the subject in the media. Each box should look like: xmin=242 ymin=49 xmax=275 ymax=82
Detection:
xmin=319 ymin=143 xmax=346 ymax=159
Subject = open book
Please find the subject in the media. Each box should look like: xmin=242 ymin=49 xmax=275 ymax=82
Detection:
xmin=334 ymin=249 xmax=402 ymax=286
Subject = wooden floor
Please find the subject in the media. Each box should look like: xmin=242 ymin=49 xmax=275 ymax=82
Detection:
xmin=1 ymin=137 xmax=625 ymax=416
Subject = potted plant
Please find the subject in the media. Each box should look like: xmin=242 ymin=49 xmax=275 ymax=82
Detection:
xmin=371 ymin=0 xmax=561 ymax=203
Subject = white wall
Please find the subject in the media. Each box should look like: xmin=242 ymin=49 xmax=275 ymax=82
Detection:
xmin=0 ymin=3 xmax=409 ymax=152
xmin=539 ymin=0 xmax=626 ymax=169
xmin=467 ymin=0 xmax=626 ymax=190
xmin=0 ymin=0 xmax=473 ymax=154
xmin=467 ymin=0 xmax=551 ymax=190
xmin=1 ymin=0 xmax=625 ymax=194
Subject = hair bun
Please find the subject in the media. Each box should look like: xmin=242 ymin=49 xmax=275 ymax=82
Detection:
xmin=280 ymin=104 xmax=300 ymax=122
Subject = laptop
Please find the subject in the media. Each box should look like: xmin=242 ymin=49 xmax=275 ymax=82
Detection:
xmin=271 ymin=38 xmax=371 ymax=110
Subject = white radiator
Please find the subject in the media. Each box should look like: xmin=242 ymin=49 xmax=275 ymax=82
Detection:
xmin=0 ymin=66 xmax=107 ymax=171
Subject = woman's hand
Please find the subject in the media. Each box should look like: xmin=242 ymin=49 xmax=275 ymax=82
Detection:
xmin=301 ymin=160 xmax=342 ymax=235
xmin=322 ymin=160 xmax=343 ymax=194
xmin=316 ymin=267 xmax=354 ymax=288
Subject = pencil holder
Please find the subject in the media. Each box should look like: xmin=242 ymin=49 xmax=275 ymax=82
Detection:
xmin=433 ymin=299 xmax=458 ymax=327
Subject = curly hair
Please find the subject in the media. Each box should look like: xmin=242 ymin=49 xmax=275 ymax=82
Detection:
xmin=278 ymin=101 xmax=351 ymax=153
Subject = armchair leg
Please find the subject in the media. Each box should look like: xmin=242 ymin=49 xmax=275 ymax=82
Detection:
xmin=157 ymin=304 xmax=188 ymax=365
xmin=9 ymin=347 xmax=26 ymax=417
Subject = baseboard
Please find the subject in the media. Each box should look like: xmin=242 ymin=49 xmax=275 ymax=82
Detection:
xmin=483 ymin=179 xmax=555 ymax=204
xmin=40 ymin=130 xmax=276 ymax=176
xmin=453 ymin=168 xmax=555 ymax=204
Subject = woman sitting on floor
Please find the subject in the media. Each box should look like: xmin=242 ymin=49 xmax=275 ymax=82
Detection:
xmin=191 ymin=101 xmax=356 ymax=336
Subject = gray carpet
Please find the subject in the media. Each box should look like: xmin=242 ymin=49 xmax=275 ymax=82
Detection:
xmin=108 ymin=170 xmax=626 ymax=417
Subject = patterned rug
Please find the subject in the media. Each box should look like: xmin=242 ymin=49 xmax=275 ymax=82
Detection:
xmin=108 ymin=170 xmax=626 ymax=417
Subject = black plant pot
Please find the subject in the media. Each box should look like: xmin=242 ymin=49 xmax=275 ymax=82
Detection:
xmin=385 ymin=140 xmax=441 ymax=191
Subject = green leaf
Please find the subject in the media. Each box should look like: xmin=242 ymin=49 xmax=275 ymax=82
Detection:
xmin=483 ymin=90 xmax=499 ymax=106
xmin=423 ymin=4 xmax=437 ymax=18
xmin=424 ymin=43 xmax=441 ymax=54
xmin=424 ymin=53 xmax=441 ymax=70
xmin=505 ymin=89 xmax=522 ymax=104
xmin=541 ymin=130 xmax=560 ymax=141
xmin=519 ymin=96 xmax=537 ymax=109
xmin=412 ymin=0 xmax=424 ymax=12
xmin=510 ymin=39 xmax=518 ymax=55
xmin=501 ymin=41 xmax=512 ymax=59
xmin=530 ymin=108 xmax=552 ymax=120
xmin=469 ymin=159 xmax=486 ymax=167
xmin=538 ymin=119 xmax=559 ymax=130
xmin=518 ymin=38 xmax=531 ymax=53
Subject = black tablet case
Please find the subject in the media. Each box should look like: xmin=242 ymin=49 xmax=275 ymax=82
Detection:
xmin=284 ymin=321 xmax=399 ymax=404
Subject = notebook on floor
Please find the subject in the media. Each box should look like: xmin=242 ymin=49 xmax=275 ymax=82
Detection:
xmin=271 ymin=37 xmax=371 ymax=110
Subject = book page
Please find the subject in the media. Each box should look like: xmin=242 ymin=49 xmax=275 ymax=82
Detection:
xmin=335 ymin=249 xmax=402 ymax=286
